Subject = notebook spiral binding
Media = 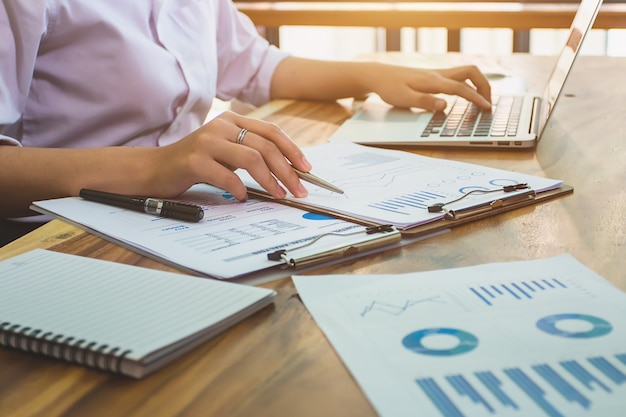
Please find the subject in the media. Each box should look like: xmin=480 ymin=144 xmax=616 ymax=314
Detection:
xmin=0 ymin=321 xmax=131 ymax=373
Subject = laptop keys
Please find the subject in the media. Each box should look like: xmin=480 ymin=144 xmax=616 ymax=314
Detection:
xmin=423 ymin=96 xmax=523 ymax=138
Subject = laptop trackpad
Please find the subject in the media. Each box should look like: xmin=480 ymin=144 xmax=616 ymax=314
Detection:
xmin=331 ymin=104 xmax=431 ymax=143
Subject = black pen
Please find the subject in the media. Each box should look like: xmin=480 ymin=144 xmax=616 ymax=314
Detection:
xmin=79 ymin=189 xmax=204 ymax=222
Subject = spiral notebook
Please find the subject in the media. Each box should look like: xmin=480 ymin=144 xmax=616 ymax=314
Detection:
xmin=0 ymin=249 xmax=276 ymax=379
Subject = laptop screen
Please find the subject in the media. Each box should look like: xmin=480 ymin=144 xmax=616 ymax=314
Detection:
xmin=536 ymin=0 xmax=604 ymax=138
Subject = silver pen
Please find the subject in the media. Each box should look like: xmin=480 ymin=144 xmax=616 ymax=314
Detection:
xmin=293 ymin=167 xmax=344 ymax=194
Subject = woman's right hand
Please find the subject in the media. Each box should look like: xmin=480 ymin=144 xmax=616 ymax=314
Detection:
xmin=149 ymin=111 xmax=313 ymax=201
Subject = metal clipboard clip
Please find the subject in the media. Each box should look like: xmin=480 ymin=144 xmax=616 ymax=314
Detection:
xmin=266 ymin=224 xmax=399 ymax=269
xmin=427 ymin=183 xmax=537 ymax=221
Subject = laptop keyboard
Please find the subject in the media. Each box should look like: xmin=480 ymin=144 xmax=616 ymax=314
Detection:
xmin=421 ymin=96 xmax=523 ymax=138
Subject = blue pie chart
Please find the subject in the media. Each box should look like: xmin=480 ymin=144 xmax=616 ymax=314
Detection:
xmin=402 ymin=328 xmax=479 ymax=356
xmin=302 ymin=212 xmax=334 ymax=220
xmin=536 ymin=313 xmax=612 ymax=338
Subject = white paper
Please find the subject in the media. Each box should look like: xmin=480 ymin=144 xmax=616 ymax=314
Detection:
xmin=32 ymin=184 xmax=393 ymax=280
xmin=238 ymin=143 xmax=563 ymax=229
xmin=293 ymin=254 xmax=626 ymax=417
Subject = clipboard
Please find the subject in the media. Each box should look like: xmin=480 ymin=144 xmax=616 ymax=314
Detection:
xmin=400 ymin=184 xmax=573 ymax=236
xmin=238 ymin=143 xmax=571 ymax=238
xmin=246 ymin=184 xmax=574 ymax=238
xmin=30 ymin=184 xmax=404 ymax=283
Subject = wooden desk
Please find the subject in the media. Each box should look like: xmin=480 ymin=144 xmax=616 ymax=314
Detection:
xmin=2 ymin=54 xmax=626 ymax=417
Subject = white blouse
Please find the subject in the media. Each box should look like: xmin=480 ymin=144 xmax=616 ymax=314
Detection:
xmin=0 ymin=0 xmax=289 ymax=148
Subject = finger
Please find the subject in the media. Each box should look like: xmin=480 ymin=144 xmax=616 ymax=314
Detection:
xmin=439 ymin=66 xmax=492 ymax=108
xmin=226 ymin=112 xmax=312 ymax=173
xmin=458 ymin=66 xmax=492 ymax=105
xmin=468 ymin=69 xmax=492 ymax=103
xmin=426 ymin=76 xmax=492 ymax=110
xmin=394 ymin=90 xmax=448 ymax=112
xmin=202 ymin=112 xmax=307 ymax=198
xmin=210 ymin=138 xmax=290 ymax=200
xmin=202 ymin=158 xmax=250 ymax=201
xmin=232 ymin=129 xmax=309 ymax=198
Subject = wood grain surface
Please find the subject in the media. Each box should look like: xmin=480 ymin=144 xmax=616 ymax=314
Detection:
xmin=1 ymin=54 xmax=625 ymax=417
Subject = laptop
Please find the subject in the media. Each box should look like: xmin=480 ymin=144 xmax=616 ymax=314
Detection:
xmin=328 ymin=0 xmax=603 ymax=149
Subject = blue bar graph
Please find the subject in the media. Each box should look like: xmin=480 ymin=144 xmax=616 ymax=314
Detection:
xmin=532 ymin=280 xmax=546 ymax=289
xmin=588 ymin=357 xmax=626 ymax=384
xmin=490 ymin=285 xmax=503 ymax=295
xmin=416 ymin=377 xmax=465 ymax=417
xmin=501 ymin=284 xmax=522 ymax=300
xmin=510 ymin=283 xmax=532 ymax=299
xmin=446 ymin=374 xmax=494 ymax=413
xmin=542 ymin=279 xmax=556 ymax=288
xmin=369 ymin=191 xmax=446 ymax=214
xmin=470 ymin=278 xmax=569 ymax=306
xmin=503 ymin=367 xmax=565 ymax=417
xmin=469 ymin=287 xmax=492 ymax=305
xmin=475 ymin=371 xmax=519 ymax=409
xmin=560 ymin=360 xmax=612 ymax=392
xmin=415 ymin=353 xmax=626 ymax=417
xmin=532 ymin=364 xmax=591 ymax=409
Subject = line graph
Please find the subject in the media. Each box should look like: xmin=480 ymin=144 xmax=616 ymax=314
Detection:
xmin=359 ymin=295 xmax=445 ymax=317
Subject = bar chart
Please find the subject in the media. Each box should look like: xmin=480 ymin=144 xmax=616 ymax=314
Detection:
xmin=293 ymin=254 xmax=626 ymax=417
xmin=414 ymin=353 xmax=626 ymax=417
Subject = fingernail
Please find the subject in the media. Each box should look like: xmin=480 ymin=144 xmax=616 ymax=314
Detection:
xmin=297 ymin=182 xmax=309 ymax=198
xmin=275 ymin=185 xmax=287 ymax=199
xmin=301 ymin=156 xmax=312 ymax=171
xmin=434 ymin=100 xmax=446 ymax=111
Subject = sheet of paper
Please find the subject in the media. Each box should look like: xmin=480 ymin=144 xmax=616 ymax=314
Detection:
xmin=32 ymin=184 xmax=393 ymax=280
xmin=238 ymin=143 xmax=563 ymax=229
xmin=293 ymin=254 xmax=626 ymax=417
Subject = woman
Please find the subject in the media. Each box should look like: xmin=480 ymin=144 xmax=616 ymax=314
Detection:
xmin=0 ymin=0 xmax=491 ymax=243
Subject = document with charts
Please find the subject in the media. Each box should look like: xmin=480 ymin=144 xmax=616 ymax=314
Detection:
xmin=293 ymin=254 xmax=626 ymax=417
xmin=31 ymin=184 xmax=399 ymax=281
xmin=238 ymin=143 xmax=567 ymax=232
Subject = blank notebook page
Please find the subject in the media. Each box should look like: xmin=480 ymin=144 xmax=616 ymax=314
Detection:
xmin=0 ymin=249 xmax=275 ymax=362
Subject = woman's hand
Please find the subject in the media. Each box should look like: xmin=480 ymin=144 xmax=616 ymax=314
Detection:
xmin=364 ymin=63 xmax=493 ymax=112
xmin=0 ymin=111 xmax=311 ymax=217
xmin=151 ymin=111 xmax=312 ymax=201
xmin=271 ymin=57 xmax=492 ymax=112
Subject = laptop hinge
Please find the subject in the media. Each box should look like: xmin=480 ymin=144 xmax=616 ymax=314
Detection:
xmin=529 ymin=97 xmax=541 ymax=135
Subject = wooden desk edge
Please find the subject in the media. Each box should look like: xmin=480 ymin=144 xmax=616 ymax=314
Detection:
xmin=0 ymin=220 xmax=82 ymax=261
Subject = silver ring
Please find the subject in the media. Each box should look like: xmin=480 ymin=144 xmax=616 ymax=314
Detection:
xmin=236 ymin=128 xmax=248 ymax=145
